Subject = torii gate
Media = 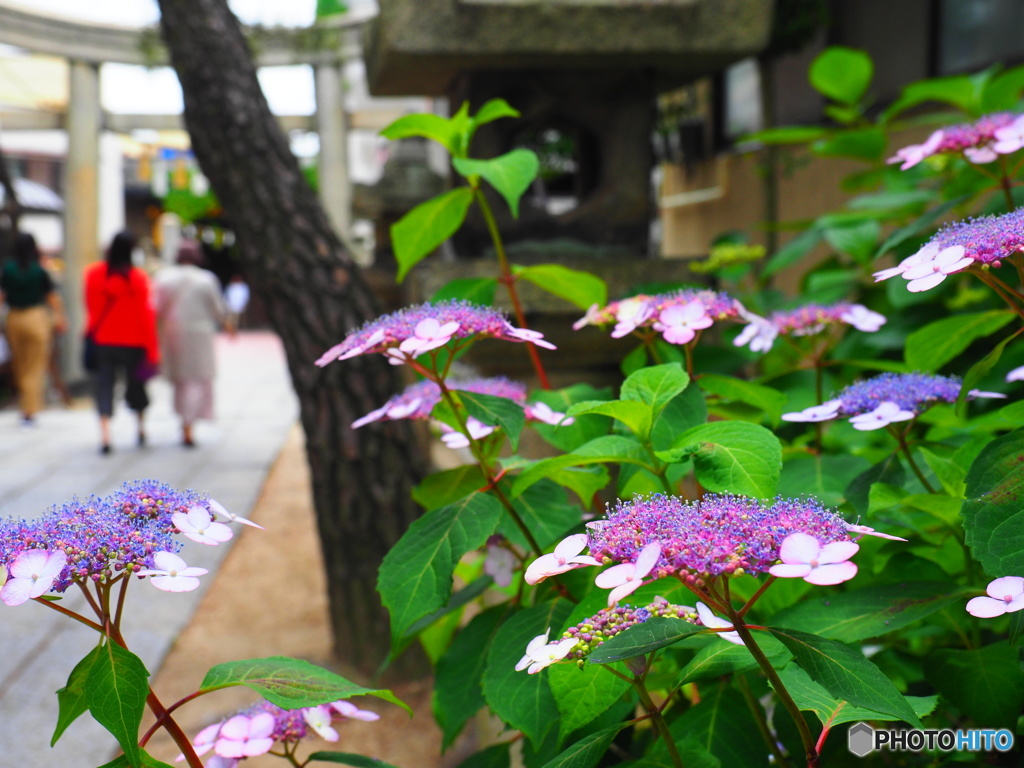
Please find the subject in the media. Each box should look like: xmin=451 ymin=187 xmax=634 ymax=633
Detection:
xmin=0 ymin=1 xmax=377 ymax=377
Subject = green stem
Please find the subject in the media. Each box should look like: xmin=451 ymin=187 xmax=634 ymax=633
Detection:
xmin=437 ymin=381 xmax=543 ymax=557
xmin=34 ymin=594 xmax=105 ymax=633
xmin=630 ymin=673 xmax=685 ymax=768
xmin=725 ymin=610 xmax=819 ymax=768
xmin=998 ymin=161 xmax=1016 ymax=212
xmin=737 ymin=673 xmax=789 ymax=768
xmin=738 ymin=575 xmax=777 ymax=619
xmin=887 ymin=424 xmax=937 ymax=494
xmin=473 ymin=187 xmax=551 ymax=389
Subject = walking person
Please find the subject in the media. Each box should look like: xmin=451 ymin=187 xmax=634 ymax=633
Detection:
xmin=154 ymin=239 xmax=226 ymax=448
xmin=84 ymin=231 xmax=159 ymax=454
xmin=0 ymin=232 xmax=67 ymax=427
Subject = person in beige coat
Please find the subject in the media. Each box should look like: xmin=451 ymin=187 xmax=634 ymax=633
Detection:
xmin=154 ymin=240 xmax=226 ymax=447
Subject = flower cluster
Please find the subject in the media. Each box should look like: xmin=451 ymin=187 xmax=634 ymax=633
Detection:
xmin=517 ymin=600 xmax=697 ymax=673
xmin=0 ymin=480 xmax=248 ymax=605
xmin=573 ymin=288 xmax=742 ymax=345
xmin=187 ymin=698 xmax=379 ymax=766
xmin=873 ymin=208 xmax=1024 ymax=292
xmin=315 ymin=301 xmax=554 ymax=368
xmin=888 ymin=112 xmax=1022 ymax=169
xmin=734 ymin=302 xmax=886 ymax=352
xmin=966 ymin=576 xmax=1024 ymax=618
xmin=782 ymin=372 xmax=1003 ymax=430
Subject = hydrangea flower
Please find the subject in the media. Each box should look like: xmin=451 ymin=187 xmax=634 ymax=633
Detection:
xmin=573 ymin=289 xmax=742 ymax=343
xmin=888 ymin=113 xmax=1019 ymax=169
xmin=695 ymin=601 xmax=743 ymax=645
xmin=768 ymin=533 xmax=859 ymax=585
xmin=524 ymin=533 xmax=602 ymax=585
xmin=0 ymin=550 xmax=67 ymax=606
xmin=515 ymin=628 xmax=578 ymax=674
xmin=594 ymin=541 xmax=662 ymax=605
xmin=172 ymin=506 xmax=233 ymax=546
xmin=350 ymin=377 xmax=573 ymax=446
xmin=135 ymin=551 xmax=208 ymax=593
xmin=873 ymin=208 xmax=1024 ymax=292
xmin=1006 ymin=365 xmax=1024 ymax=382
xmin=734 ymin=303 xmax=886 ymax=352
xmin=187 ymin=698 xmax=380 ymax=759
xmin=965 ymin=576 xmax=1024 ymax=618
xmin=536 ymin=600 xmax=698 ymax=668
xmin=782 ymin=373 xmax=1002 ymax=428
xmin=315 ymin=301 xmax=555 ymax=367
xmin=585 ymin=493 xmax=853 ymax=585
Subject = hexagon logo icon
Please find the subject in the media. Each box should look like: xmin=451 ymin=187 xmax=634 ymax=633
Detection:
xmin=848 ymin=722 xmax=874 ymax=757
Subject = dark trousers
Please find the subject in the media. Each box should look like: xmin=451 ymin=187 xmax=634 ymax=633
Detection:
xmin=93 ymin=345 xmax=149 ymax=416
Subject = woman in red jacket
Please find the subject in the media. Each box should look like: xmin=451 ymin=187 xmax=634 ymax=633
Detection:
xmin=84 ymin=231 xmax=160 ymax=455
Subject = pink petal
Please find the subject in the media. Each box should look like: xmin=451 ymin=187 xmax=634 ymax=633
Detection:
xmin=768 ymin=563 xmax=813 ymax=579
xmin=241 ymin=737 xmax=275 ymax=757
xmin=872 ymin=266 xmax=904 ymax=282
xmin=149 ymin=574 xmax=201 ymax=592
xmin=1 ymin=578 xmax=35 ymax=606
xmin=804 ymin=561 xmax=858 ymax=586
xmin=553 ymin=533 xmax=589 ymax=561
xmin=778 ymin=533 xmax=821 ymax=564
xmin=818 ymin=540 xmax=859 ymax=565
xmin=248 ymin=713 xmax=276 ymax=740
xmin=152 ymin=551 xmax=187 ymax=571
xmin=634 ymin=541 xmax=662 ymax=578
xmin=352 ymin=405 xmax=389 ymax=429
xmin=966 ymin=595 xmax=1008 ymax=618
xmin=217 ymin=716 xmax=252 ymax=741
xmin=607 ymin=579 xmax=643 ymax=605
xmin=524 ymin=554 xmax=564 ymax=585
xmin=594 ymin=563 xmax=634 ymax=589
xmin=906 ymin=272 xmax=948 ymax=292
xmin=986 ymin=576 xmax=1024 ymax=600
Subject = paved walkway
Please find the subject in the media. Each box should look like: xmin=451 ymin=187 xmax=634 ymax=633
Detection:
xmin=0 ymin=331 xmax=299 ymax=768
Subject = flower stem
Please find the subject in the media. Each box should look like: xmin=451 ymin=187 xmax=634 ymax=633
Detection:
xmin=724 ymin=606 xmax=819 ymax=768
xmin=34 ymin=595 xmax=105 ymax=633
xmin=737 ymin=672 xmax=789 ymax=768
xmin=738 ymin=575 xmax=777 ymax=619
xmin=629 ymin=673 xmax=685 ymax=768
xmin=887 ymin=424 xmax=937 ymax=494
xmin=472 ymin=187 xmax=551 ymax=389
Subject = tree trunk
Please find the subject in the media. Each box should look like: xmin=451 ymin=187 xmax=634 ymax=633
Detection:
xmin=156 ymin=0 xmax=429 ymax=678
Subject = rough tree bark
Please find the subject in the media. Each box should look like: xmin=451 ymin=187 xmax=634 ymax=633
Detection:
xmin=156 ymin=0 xmax=429 ymax=677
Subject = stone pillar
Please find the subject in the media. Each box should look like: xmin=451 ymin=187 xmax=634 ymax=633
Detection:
xmin=63 ymin=59 xmax=101 ymax=381
xmin=314 ymin=62 xmax=352 ymax=240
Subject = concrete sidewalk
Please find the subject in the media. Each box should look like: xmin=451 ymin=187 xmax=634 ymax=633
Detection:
xmin=0 ymin=331 xmax=299 ymax=768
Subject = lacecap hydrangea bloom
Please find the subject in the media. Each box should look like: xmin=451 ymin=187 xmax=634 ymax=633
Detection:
xmin=888 ymin=112 xmax=1022 ymax=169
xmin=352 ymin=376 xmax=572 ymax=434
xmin=573 ymin=288 xmax=742 ymax=345
xmin=873 ymin=207 xmax=1024 ymax=292
xmin=187 ymin=698 xmax=379 ymax=763
xmin=734 ymin=302 xmax=886 ymax=353
xmin=783 ymin=372 xmax=1004 ymax=430
xmin=0 ymin=480 xmax=243 ymax=604
xmin=315 ymin=300 xmax=554 ymax=368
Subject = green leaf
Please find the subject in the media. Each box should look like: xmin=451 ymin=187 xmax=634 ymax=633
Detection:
xmin=380 ymin=112 xmax=461 ymax=154
xmin=513 ymin=264 xmax=608 ymax=311
xmin=620 ymin=363 xmax=691 ymax=416
xmin=767 ymin=628 xmax=921 ymax=727
xmin=874 ymin=196 xmax=968 ymax=259
xmin=566 ymin=399 xmax=652 ymax=439
xmin=96 ymin=751 xmax=174 ymax=768
xmin=469 ymin=98 xmax=520 ymax=134
xmin=391 ymin=188 xmax=474 ymax=281
xmin=454 ymin=149 xmax=539 ymax=218
xmin=460 ymin=391 xmax=526 ymax=451
xmin=658 ymin=421 xmax=781 ymax=499
xmin=510 ymin=435 xmax=651 ymax=497
xmin=770 ymin=582 xmax=968 ymax=642
xmin=538 ymin=725 xmax=629 ymax=768
xmin=432 ymin=277 xmax=498 ymax=305
xmin=307 ymin=753 xmax=403 ymax=768
xmin=763 ymin=229 xmax=823 ymax=278
xmin=403 ymin=576 xmax=494 ymax=642
xmin=412 ymin=465 xmax=487 ymax=510
xmin=528 ymin=384 xmax=613 ymax=453
xmin=549 ymin=662 xmax=631 ymax=742
xmin=810 ymin=47 xmax=873 ymax=105
xmin=501 ymin=479 xmax=582 ymax=551
xmin=904 ymin=310 xmax=1015 ymax=371
xmin=652 ymin=382 xmax=707 ymax=452
xmin=812 ymin=129 xmax=886 ymax=162
xmin=53 ymin=645 xmax=102 ymax=746
xmin=482 ymin=600 xmax=572 ymax=747
xmin=665 ymin=684 xmax=760 ymax=767
xmin=961 ymin=428 xmax=1024 ymax=575
xmin=845 ymin=453 xmax=905 ymax=517
xmin=200 ymin=657 xmax=408 ymax=712
xmin=378 ymin=493 xmax=503 ymax=642
xmin=744 ymin=125 xmax=828 ymax=145
xmin=86 ymin=641 xmax=150 ymax=768
xmin=823 ymin=220 xmax=881 ymax=263
xmin=435 ymin=606 xmax=509 ymax=750
xmin=699 ymin=373 xmax=785 ymax=426
xmin=882 ymin=75 xmax=976 ymax=121
xmin=778 ymin=664 xmax=936 ymax=729
xmin=677 ymin=636 xmax=790 ymax=686
xmin=455 ymin=744 xmax=511 ymax=768
xmin=513 ymin=461 xmax=609 ymax=507
xmin=923 ymin=643 xmax=1024 ymax=726
xmin=778 ymin=454 xmax=870 ymax=508
xmin=587 ymin=618 xmax=703 ymax=664
xmin=954 ymin=328 xmax=1024 ymax=418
